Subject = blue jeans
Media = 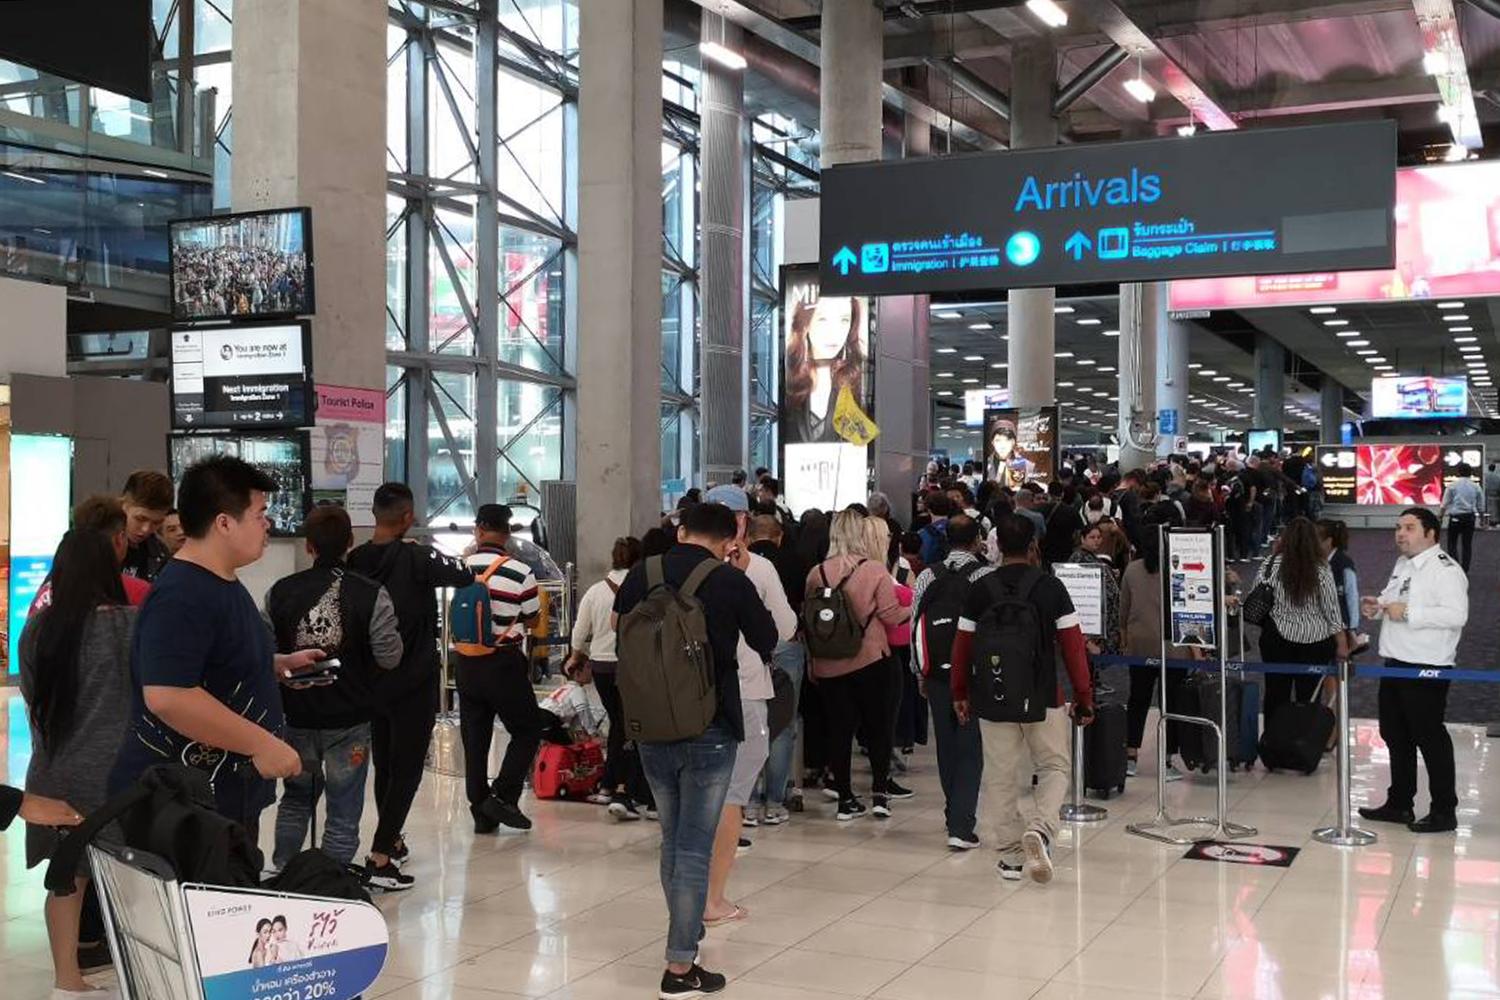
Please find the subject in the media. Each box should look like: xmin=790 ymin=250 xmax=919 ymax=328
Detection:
xmin=760 ymin=641 xmax=806 ymax=808
xmin=638 ymin=722 xmax=738 ymax=965
xmin=274 ymin=723 xmax=372 ymax=869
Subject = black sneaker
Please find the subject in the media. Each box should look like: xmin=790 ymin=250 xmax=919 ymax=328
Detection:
xmin=659 ymin=963 xmax=726 ymax=998
xmin=836 ymin=797 xmax=867 ymax=822
xmin=474 ymin=795 xmax=533 ymax=833
xmin=608 ymin=795 xmax=642 ymax=822
xmin=997 ymin=859 xmax=1024 ymax=881
xmin=364 ymin=857 xmax=415 ymax=892
xmin=388 ymin=834 xmax=410 ymax=866
xmin=885 ymin=779 xmax=915 ymax=800
xmin=872 ymin=795 xmax=891 ymax=819
xmin=736 ymin=837 xmax=753 ymax=857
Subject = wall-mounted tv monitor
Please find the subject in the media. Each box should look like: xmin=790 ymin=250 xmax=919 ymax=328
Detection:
xmin=1317 ymin=444 xmax=1484 ymax=505
xmin=169 ymin=207 xmax=314 ymax=321
xmin=1369 ymin=375 xmax=1467 ymax=420
xmin=963 ymin=387 xmax=1010 ymax=427
xmin=168 ymin=431 xmax=313 ymax=536
xmin=1246 ymin=428 xmax=1282 ymax=455
xmin=171 ymin=322 xmax=313 ymax=430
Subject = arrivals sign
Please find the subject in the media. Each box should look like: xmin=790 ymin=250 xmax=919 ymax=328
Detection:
xmin=819 ymin=121 xmax=1396 ymax=294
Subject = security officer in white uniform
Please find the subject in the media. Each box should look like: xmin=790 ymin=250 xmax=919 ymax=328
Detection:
xmin=1358 ymin=507 xmax=1468 ymax=834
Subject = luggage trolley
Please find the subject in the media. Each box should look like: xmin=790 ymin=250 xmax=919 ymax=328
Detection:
xmin=88 ymin=844 xmax=390 ymax=1000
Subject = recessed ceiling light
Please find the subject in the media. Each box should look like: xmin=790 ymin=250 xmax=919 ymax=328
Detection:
xmin=936 ymin=390 xmax=953 ymax=396
xmin=1438 ymin=301 xmax=1466 ymax=309
xmin=962 ymin=378 xmax=979 ymax=383
xmin=1055 ymin=351 xmax=1074 ymax=358
xmin=1450 ymin=326 xmax=1474 ymax=333
xmin=1188 ymin=363 xmax=1202 ymax=369
xmin=1324 ymin=319 xmax=1349 ymax=327
xmin=1058 ymin=381 xmax=1075 ymax=387
xmin=969 ymin=322 xmax=994 ymax=331
xmin=1348 ymin=340 xmax=1370 ymax=347
xmin=1076 ymin=359 xmax=1096 ymax=366
xmin=936 ymin=372 xmax=955 ymax=378
xmin=1459 ymin=345 xmax=1482 ymax=353
xmin=936 ymin=311 xmax=963 ymax=320
xmin=1098 ymin=365 xmax=1116 ymax=373
xmin=1102 ymin=329 xmax=1120 ymax=337
xmin=990 ymin=362 xmax=1007 ymax=369
xmin=1444 ymin=314 xmax=1470 ymax=322
xmin=1054 ymin=305 xmax=1075 ymax=314
xmin=1309 ymin=306 xmax=1338 ymax=315
xmin=1357 ymin=349 xmax=1378 ymax=355
xmin=1213 ymin=376 xmax=1231 ymax=382
xmin=936 ymin=347 xmax=956 ymax=354
xmin=1335 ymin=331 xmax=1361 ymax=338
xmin=963 ymin=354 xmax=984 ymax=361
xmin=1077 ymin=318 xmax=1102 ymax=326
xmin=1454 ymin=336 xmax=1478 ymax=343
xmin=1199 ymin=369 xmax=1217 ymax=376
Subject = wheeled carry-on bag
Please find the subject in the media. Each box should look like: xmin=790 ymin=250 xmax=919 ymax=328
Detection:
xmin=1179 ymin=670 xmax=1259 ymax=772
xmin=1259 ymin=697 xmax=1335 ymax=774
xmin=532 ymin=739 xmax=606 ymax=799
xmin=1083 ymin=702 xmax=1129 ymax=799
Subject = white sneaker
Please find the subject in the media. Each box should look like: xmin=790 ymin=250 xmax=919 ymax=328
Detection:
xmin=946 ymin=834 xmax=980 ymax=851
xmin=1022 ymin=830 xmax=1054 ymax=885
xmin=742 ymin=806 xmax=760 ymax=828
xmin=1165 ymin=763 xmax=1185 ymax=783
xmin=1126 ymin=757 xmax=1139 ymax=778
xmin=762 ymin=805 xmax=790 ymax=826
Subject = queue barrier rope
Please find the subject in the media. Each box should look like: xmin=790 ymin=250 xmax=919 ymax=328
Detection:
xmin=1090 ymin=654 xmax=1500 ymax=684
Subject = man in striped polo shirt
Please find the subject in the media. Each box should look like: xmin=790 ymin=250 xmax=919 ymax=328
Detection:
xmin=458 ymin=503 xmax=561 ymax=834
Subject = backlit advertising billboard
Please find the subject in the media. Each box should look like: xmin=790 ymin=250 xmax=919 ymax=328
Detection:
xmin=1317 ymin=444 xmax=1484 ymax=505
xmin=1169 ymin=161 xmax=1500 ymax=311
xmin=984 ymin=406 xmax=1059 ymax=488
xmin=1369 ymin=375 xmax=1468 ymax=420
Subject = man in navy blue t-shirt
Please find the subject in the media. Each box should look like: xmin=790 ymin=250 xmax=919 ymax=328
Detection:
xmin=110 ymin=457 xmax=322 ymax=836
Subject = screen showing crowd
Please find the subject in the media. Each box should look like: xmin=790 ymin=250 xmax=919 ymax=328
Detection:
xmin=170 ymin=208 xmax=314 ymax=322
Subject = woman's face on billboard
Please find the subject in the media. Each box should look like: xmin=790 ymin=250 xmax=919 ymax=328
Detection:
xmin=809 ymin=298 xmax=854 ymax=361
xmin=992 ymin=432 xmax=1015 ymax=460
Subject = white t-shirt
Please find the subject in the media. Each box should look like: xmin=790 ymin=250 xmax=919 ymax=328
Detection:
xmin=735 ymin=552 xmax=797 ymax=700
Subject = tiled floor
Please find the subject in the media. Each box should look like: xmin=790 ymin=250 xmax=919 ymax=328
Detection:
xmin=3 ymin=690 xmax=1499 ymax=1000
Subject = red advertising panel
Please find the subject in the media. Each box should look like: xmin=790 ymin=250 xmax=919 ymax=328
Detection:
xmin=1169 ymin=162 xmax=1500 ymax=311
xmin=1318 ymin=444 xmax=1485 ymax=505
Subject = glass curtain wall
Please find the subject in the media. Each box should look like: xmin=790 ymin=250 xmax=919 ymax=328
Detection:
xmin=661 ymin=63 xmax=698 ymax=488
xmin=385 ymin=0 xmax=578 ymax=523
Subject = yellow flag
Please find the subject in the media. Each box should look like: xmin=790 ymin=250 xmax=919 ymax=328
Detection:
xmin=832 ymin=385 xmax=880 ymax=446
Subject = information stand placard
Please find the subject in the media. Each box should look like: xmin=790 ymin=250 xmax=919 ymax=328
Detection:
xmin=1164 ymin=528 xmax=1219 ymax=649
xmin=1053 ymin=562 xmax=1104 ymax=639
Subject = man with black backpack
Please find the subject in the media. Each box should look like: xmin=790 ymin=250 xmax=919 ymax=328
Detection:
xmin=951 ymin=513 xmax=1095 ymax=885
xmin=612 ymin=501 xmax=777 ymax=999
xmin=911 ymin=515 xmax=993 ymax=851
xmin=347 ymin=483 xmax=475 ymax=882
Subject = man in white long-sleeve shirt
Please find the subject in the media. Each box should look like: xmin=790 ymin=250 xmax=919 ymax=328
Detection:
xmin=702 ymin=485 xmax=797 ymax=926
xmin=1358 ymin=508 xmax=1468 ymax=835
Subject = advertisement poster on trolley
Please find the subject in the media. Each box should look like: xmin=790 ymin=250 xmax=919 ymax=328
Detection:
xmin=183 ymin=886 xmax=388 ymax=1000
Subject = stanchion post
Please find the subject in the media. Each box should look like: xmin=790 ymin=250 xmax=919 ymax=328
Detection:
xmin=1314 ymin=657 xmax=1376 ymax=847
xmin=1060 ymin=715 xmax=1107 ymax=824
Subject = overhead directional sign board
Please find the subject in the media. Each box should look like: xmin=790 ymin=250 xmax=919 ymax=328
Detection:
xmin=818 ymin=121 xmax=1396 ymax=295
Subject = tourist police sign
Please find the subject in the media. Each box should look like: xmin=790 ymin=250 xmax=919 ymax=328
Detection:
xmin=818 ymin=121 xmax=1396 ymax=295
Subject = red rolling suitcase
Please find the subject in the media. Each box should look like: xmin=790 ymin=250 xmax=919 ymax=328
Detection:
xmin=532 ymin=739 xmax=605 ymax=799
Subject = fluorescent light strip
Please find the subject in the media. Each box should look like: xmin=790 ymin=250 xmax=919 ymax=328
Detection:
xmin=699 ymin=40 xmax=747 ymax=71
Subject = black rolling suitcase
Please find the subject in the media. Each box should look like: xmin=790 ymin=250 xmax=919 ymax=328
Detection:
xmin=1083 ymin=702 xmax=1129 ymax=798
xmin=1178 ymin=671 xmax=1258 ymax=773
xmin=1258 ymin=700 xmax=1335 ymax=774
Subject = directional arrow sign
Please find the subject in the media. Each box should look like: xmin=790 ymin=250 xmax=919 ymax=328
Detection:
xmin=831 ymin=246 xmax=857 ymax=276
xmin=1064 ymin=231 xmax=1092 ymax=261
xmin=1181 ymin=562 xmax=1206 ymax=572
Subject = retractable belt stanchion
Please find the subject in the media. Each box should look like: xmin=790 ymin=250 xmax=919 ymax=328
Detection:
xmin=1060 ymin=713 xmax=1107 ymax=824
xmin=1128 ymin=524 xmax=1257 ymax=845
xmin=1314 ymin=656 xmax=1377 ymax=847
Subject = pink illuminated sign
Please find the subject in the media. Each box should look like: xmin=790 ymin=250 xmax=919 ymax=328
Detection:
xmin=1169 ymin=161 xmax=1500 ymax=312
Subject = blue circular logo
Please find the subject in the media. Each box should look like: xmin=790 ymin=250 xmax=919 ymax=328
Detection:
xmin=1006 ymin=231 xmax=1042 ymax=267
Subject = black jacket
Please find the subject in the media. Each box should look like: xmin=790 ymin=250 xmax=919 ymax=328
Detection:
xmin=750 ymin=539 xmax=808 ymax=616
xmin=0 ymin=784 xmax=20 ymax=830
xmin=122 ymin=534 xmax=171 ymax=584
xmin=266 ymin=559 xmax=404 ymax=730
xmin=347 ymin=539 xmax=475 ymax=703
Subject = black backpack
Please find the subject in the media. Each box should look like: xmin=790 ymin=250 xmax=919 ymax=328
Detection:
xmin=47 ymin=765 xmax=262 ymax=894
xmin=967 ymin=567 xmax=1049 ymax=723
xmin=802 ymin=560 xmax=872 ymax=660
xmin=915 ymin=563 xmax=987 ymax=675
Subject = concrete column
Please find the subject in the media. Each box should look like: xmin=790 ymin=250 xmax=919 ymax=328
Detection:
xmin=818 ymin=0 xmax=883 ymax=168
xmin=0 ymin=276 xmax=66 ymax=377
xmin=1116 ymin=282 xmax=1160 ymax=471
xmin=576 ymin=0 xmax=663 ymax=584
xmin=1006 ymin=35 xmax=1058 ymax=408
xmin=1156 ymin=296 xmax=1189 ymax=456
xmin=1254 ymin=333 xmax=1287 ymax=431
xmin=230 ymin=0 xmax=386 ymax=392
xmin=699 ymin=13 xmax=750 ymax=486
xmin=1321 ymin=378 xmax=1344 ymax=443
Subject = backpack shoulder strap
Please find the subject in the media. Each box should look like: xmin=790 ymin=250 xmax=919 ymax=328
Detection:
xmin=680 ymin=557 xmax=721 ymax=598
xmin=605 ymin=578 xmax=621 ymax=595
xmin=477 ymin=555 xmax=510 ymax=584
xmin=834 ymin=558 xmax=867 ymax=591
xmin=645 ymin=555 xmax=665 ymax=592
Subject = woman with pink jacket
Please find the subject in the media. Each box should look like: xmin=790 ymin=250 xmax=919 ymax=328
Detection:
xmin=805 ymin=511 xmax=908 ymax=821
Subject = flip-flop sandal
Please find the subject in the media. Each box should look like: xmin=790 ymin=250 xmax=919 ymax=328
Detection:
xmin=703 ymin=905 xmax=749 ymax=927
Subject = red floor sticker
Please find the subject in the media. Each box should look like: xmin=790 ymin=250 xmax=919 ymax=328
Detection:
xmin=1183 ymin=841 xmax=1300 ymax=868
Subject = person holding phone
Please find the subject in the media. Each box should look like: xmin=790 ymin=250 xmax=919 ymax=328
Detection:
xmin=1358 ymin=508 xmax=1468 ymax=834
xmin=266 ymin=506 xmax=403 ymax=883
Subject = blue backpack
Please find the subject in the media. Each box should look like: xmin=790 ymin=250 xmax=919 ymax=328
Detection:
xmin=449 ymin=555 xmax=509 ymax=655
